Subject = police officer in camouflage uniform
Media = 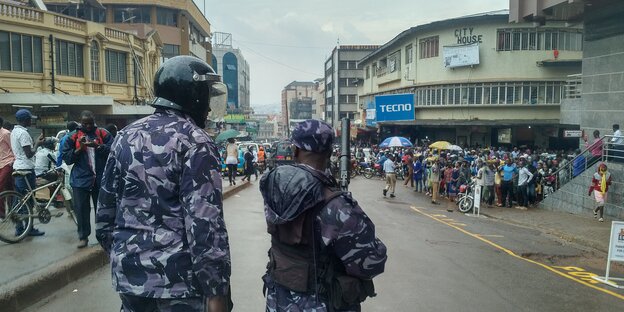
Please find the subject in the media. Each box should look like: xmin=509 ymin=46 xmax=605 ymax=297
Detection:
xmin=96 ymin=56 xmax=231 ymax=312
xmin=260 ymin=120 xmax=387 ymax=312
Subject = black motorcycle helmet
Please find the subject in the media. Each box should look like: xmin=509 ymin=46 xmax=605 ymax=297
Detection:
xmin=152 ymin=56 xmax=226 ymax=128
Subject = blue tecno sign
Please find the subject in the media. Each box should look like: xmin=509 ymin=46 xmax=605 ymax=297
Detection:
xmin=375 ymin=94 xmax=415 ymax=122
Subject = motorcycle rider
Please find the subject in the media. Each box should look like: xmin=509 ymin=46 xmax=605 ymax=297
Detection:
xmin=260 ymin=119 xmax=387 ymax=311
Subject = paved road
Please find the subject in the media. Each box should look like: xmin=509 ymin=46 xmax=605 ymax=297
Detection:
xmin=27 ymin=177 xmax=624 ymax=311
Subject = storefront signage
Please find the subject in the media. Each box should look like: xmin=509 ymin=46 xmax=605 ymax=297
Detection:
xmin=443 ymin=44 xmax=480 ymax=68
xmin=375 ymin=94 xmax=415 ymax=122
xmin=365 ymin=99 xmax=377 ymax=127
xmin=454 ymin=27 xmax=483 ymax=45
xmin=609 ymin=221 xmax=624 ymax=262
xmin=563 ymin=130 xmax=583 ymax=138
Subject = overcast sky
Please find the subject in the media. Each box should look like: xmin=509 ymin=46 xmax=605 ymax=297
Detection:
xmin=198 ymin=0 xmax=508 ymax=110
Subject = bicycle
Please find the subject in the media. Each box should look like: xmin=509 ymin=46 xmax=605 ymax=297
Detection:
xmin=0 ymin=168 xmax=76 ymax=243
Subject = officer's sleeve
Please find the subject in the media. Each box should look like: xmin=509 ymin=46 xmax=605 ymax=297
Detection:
xmin=181 ymin=142 xmax=231 ymax=298
xmin=321 ymin=198 xmax=387 ymax=279
xmin=96 ymin=150 xmax=119 ymax=254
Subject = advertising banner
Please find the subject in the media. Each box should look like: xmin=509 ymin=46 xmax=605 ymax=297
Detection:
xmin=375 ymin=94 xmax=415 ymax=122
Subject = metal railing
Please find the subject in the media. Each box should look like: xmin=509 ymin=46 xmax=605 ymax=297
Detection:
xmin=546 ymin=135 xmax=623 ymax=193
xmin=564 ymin=73 xmax=582 ymax=99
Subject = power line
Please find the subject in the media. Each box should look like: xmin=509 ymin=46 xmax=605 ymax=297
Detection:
xmin=233 ymin=39 xmax=331 ymax=49
xmin=235 ymin=41 xmax=323 ymax=77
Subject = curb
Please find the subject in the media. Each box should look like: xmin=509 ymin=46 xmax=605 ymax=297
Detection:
xmin=0 ymin=181 xmax=251 ymax=312
xmin=482 ymin=213 xmax=609 ymax=253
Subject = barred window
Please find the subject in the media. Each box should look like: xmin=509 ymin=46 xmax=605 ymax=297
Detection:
xmin=105 ymin=50 xmax=127 ymax=84
xmin=497 ymin=28 xmax=583 ymax=51
xmin=157 ymin=8 xmax=178 ymax=26
xmin=419 ymin=36 xmax=439 ymax=59
xmin=55 ymin=39 xmax=84 ymax=77
xmin=0 ymin=31 xmax=43 ymax=73
xmin=405 ymin=44 xmax=413 ymax=64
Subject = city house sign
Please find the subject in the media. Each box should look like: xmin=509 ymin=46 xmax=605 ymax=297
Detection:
xmin=454 ymin=27 xmax=483 ymax=45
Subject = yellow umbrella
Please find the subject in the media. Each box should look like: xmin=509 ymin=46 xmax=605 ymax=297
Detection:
xmin=429 ymin=141 xmax=451 ymax=150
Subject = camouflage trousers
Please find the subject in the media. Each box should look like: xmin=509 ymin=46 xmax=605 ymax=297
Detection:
xmin=120 ymin=294 xmax=203 ymax=312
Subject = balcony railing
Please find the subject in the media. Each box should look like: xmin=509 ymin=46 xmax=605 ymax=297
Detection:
xmin=54 ymin=15 xmax=86 ymax=31
xmin=564 ymin=73 xmax=582 ymax=99
xmin=105 ymin=28 xmax=130 ymax=42
xmin=0 ymin=3 xmax=43 ymax=22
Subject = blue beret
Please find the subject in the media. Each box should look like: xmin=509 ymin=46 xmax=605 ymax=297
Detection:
xmin=290 ymin=119 xmax=334 ymax=153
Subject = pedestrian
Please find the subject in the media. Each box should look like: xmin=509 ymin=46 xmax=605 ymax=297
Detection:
xmin=61 ymin=110 xmax=113 ymax=248
xmin=584 ymin=130 xmax=603 ymax=167
xmin=242 ymin=145 xmax=254 ymax=182
xmin=484 ymin=161 xmax=495 ymax=206
xmin=10 ymin=109 xmax=45 ymax=237
xmin=404 ymin=153 xmax=414 ymax=188
xmin=105 ymin=123 xmax=118 ymax=138
xmin=572 ymin=148 xmax=586 ymax=178
xmin=34 ymin=137 xmax=60 ymax=200
xmin=225 ymin=138 xmax=238 ymax=186
xmin=259 ymin=119 xmax=386 ymax=311
xmin=96 ymin=56 xmax=232 ymax=312
xmin=0 ymin=116 xmax=15 ymax=215
xmin=610 ymin=124 xmax=623 ymax=163
xmin=500 ymin=157 xmax=517 ymax=208
xmin=413 ymin=155 xmax=423 ymax=192
xmin=383 ymin=154 xmax=397 ymax=198
xmin=475 ymin=161 xmax=486 ymax=205
xmin=588 ymin=163 xmax=612 ymax=222
xmin=429 ymin=158 xmax=441 ymax=205
xmin=516 ymin=160 xmax=534 ymax=209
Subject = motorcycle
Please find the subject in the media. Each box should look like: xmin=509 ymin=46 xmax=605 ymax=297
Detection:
xmin=456 ymin=179 xmax=475 ymax=213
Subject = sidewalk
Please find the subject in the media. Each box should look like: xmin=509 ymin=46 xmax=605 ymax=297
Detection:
xmin=0 ymin=180 xmax=251 ymax=312
xmin=401 ymin=181 xmax=614 ymax=253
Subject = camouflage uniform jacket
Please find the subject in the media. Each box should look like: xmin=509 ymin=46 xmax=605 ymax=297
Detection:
xmin=96 ymin=109 xmax=231 ymax=299
xmin=260 ymin=164 xmax=387 ymax=312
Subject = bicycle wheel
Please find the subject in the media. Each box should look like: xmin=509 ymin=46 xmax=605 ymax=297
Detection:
xmin=458 ymin=196 xmax=474 ymax=213
xmin=363 ymin=169 xmax=374 ymax=179
xmin=0 ymin=191 xmax=33 ymax=243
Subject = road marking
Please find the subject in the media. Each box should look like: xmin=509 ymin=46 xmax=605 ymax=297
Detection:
xmin=411 ymin=206 xmax=624 ymax=301
xmin=450 ymin=223 xmax=467 ymax=227
xmin=477 ymin=234 xmax=505 ymax=238
xmin=432 ymin=214 xmax=447 ymax=217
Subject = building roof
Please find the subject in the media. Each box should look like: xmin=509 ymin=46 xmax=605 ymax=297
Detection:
xmin=359 ymin=9 xmax=509 ymax=64
xmin=284 ymin=81 xmax=316 ymax=89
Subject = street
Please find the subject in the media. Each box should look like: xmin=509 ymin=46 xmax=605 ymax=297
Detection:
xmin=26 ymin=177 xmax=624 ymax=312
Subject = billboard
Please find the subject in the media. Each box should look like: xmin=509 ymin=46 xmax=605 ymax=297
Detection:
xmin=375 ymin=94 xmax=415 ymax=122
xmin=443 ymin=44 xmax=480 ymax=68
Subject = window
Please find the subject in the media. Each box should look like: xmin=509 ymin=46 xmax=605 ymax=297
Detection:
xmin=411 ymin=82 xmax=565 ymax=106
xmin=105 ymin=50 xmax=127 ymax=84
xmin=405 ymin=44 xmax=413 ymax=64
xmin=134 ymin=56 xmax=143 ymax=86
xmin=388 ymin=51 xmax=400 ymax=73
xmin=0 ymin=34 xmax=34 ymax=72
xmin=365 ymin=66 xmax=370 ymax=79
xmin=496 ymin=29 xmax=583 ymax=51
xmin=157 ymin=8 xmax=178 ymax=26
xmin=338 ymin=95 xmax=357 ymax=104
xmin=55 ymin=39 xmax=84 ymax=77
xmin=113 ymin=6 xmax=151 ymax=23
xmin=90 ymin=41 xmax=100 ymax=81
xmin=419 ymin=36 xmax=439 ymax=59
xmin=161 ymin=44 xmax=180 ymax=63
xmin=338 ymin=61 xmax=358 ymax=70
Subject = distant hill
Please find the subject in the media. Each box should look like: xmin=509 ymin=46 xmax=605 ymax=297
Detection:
xmin=252 ymin=103 xmax=281 ymax=114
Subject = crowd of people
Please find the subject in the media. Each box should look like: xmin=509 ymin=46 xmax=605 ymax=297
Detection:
xmin=0 ymin=110 xmax=115 ymax=247
xmin=351 ymin=128 xmax=620 ymax=221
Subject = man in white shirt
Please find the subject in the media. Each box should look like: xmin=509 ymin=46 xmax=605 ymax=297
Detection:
xmin=383 ymin=154 xmax=397 ymax=198
xmin=611 ymin=124 xmax=623 ymax=163
xmin=10 ymin=109 xmax=45 ymax=237
xmin=516 ymin=160 xmax=534 ymax=209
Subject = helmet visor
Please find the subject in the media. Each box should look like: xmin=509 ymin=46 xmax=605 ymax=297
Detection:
xmin=209 ymin=82 xmax=227 ymax=122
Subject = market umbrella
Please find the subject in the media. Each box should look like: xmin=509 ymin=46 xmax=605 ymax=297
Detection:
xmin=216 ymin=129 xmax=240 ymax=142
xmin=447 ymin=144 xmax=463 ymax=151
xmin=429 ymin=141 xmax=451 ymax=150
xmin=379 ymin=136 xmax=413 ymax=148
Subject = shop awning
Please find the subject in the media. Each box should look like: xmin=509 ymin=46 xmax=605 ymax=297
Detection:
xmin=537 ymin=59 xmax=582 ymax=67
xmin=0 ymin=93 xmax=113 ymax=106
